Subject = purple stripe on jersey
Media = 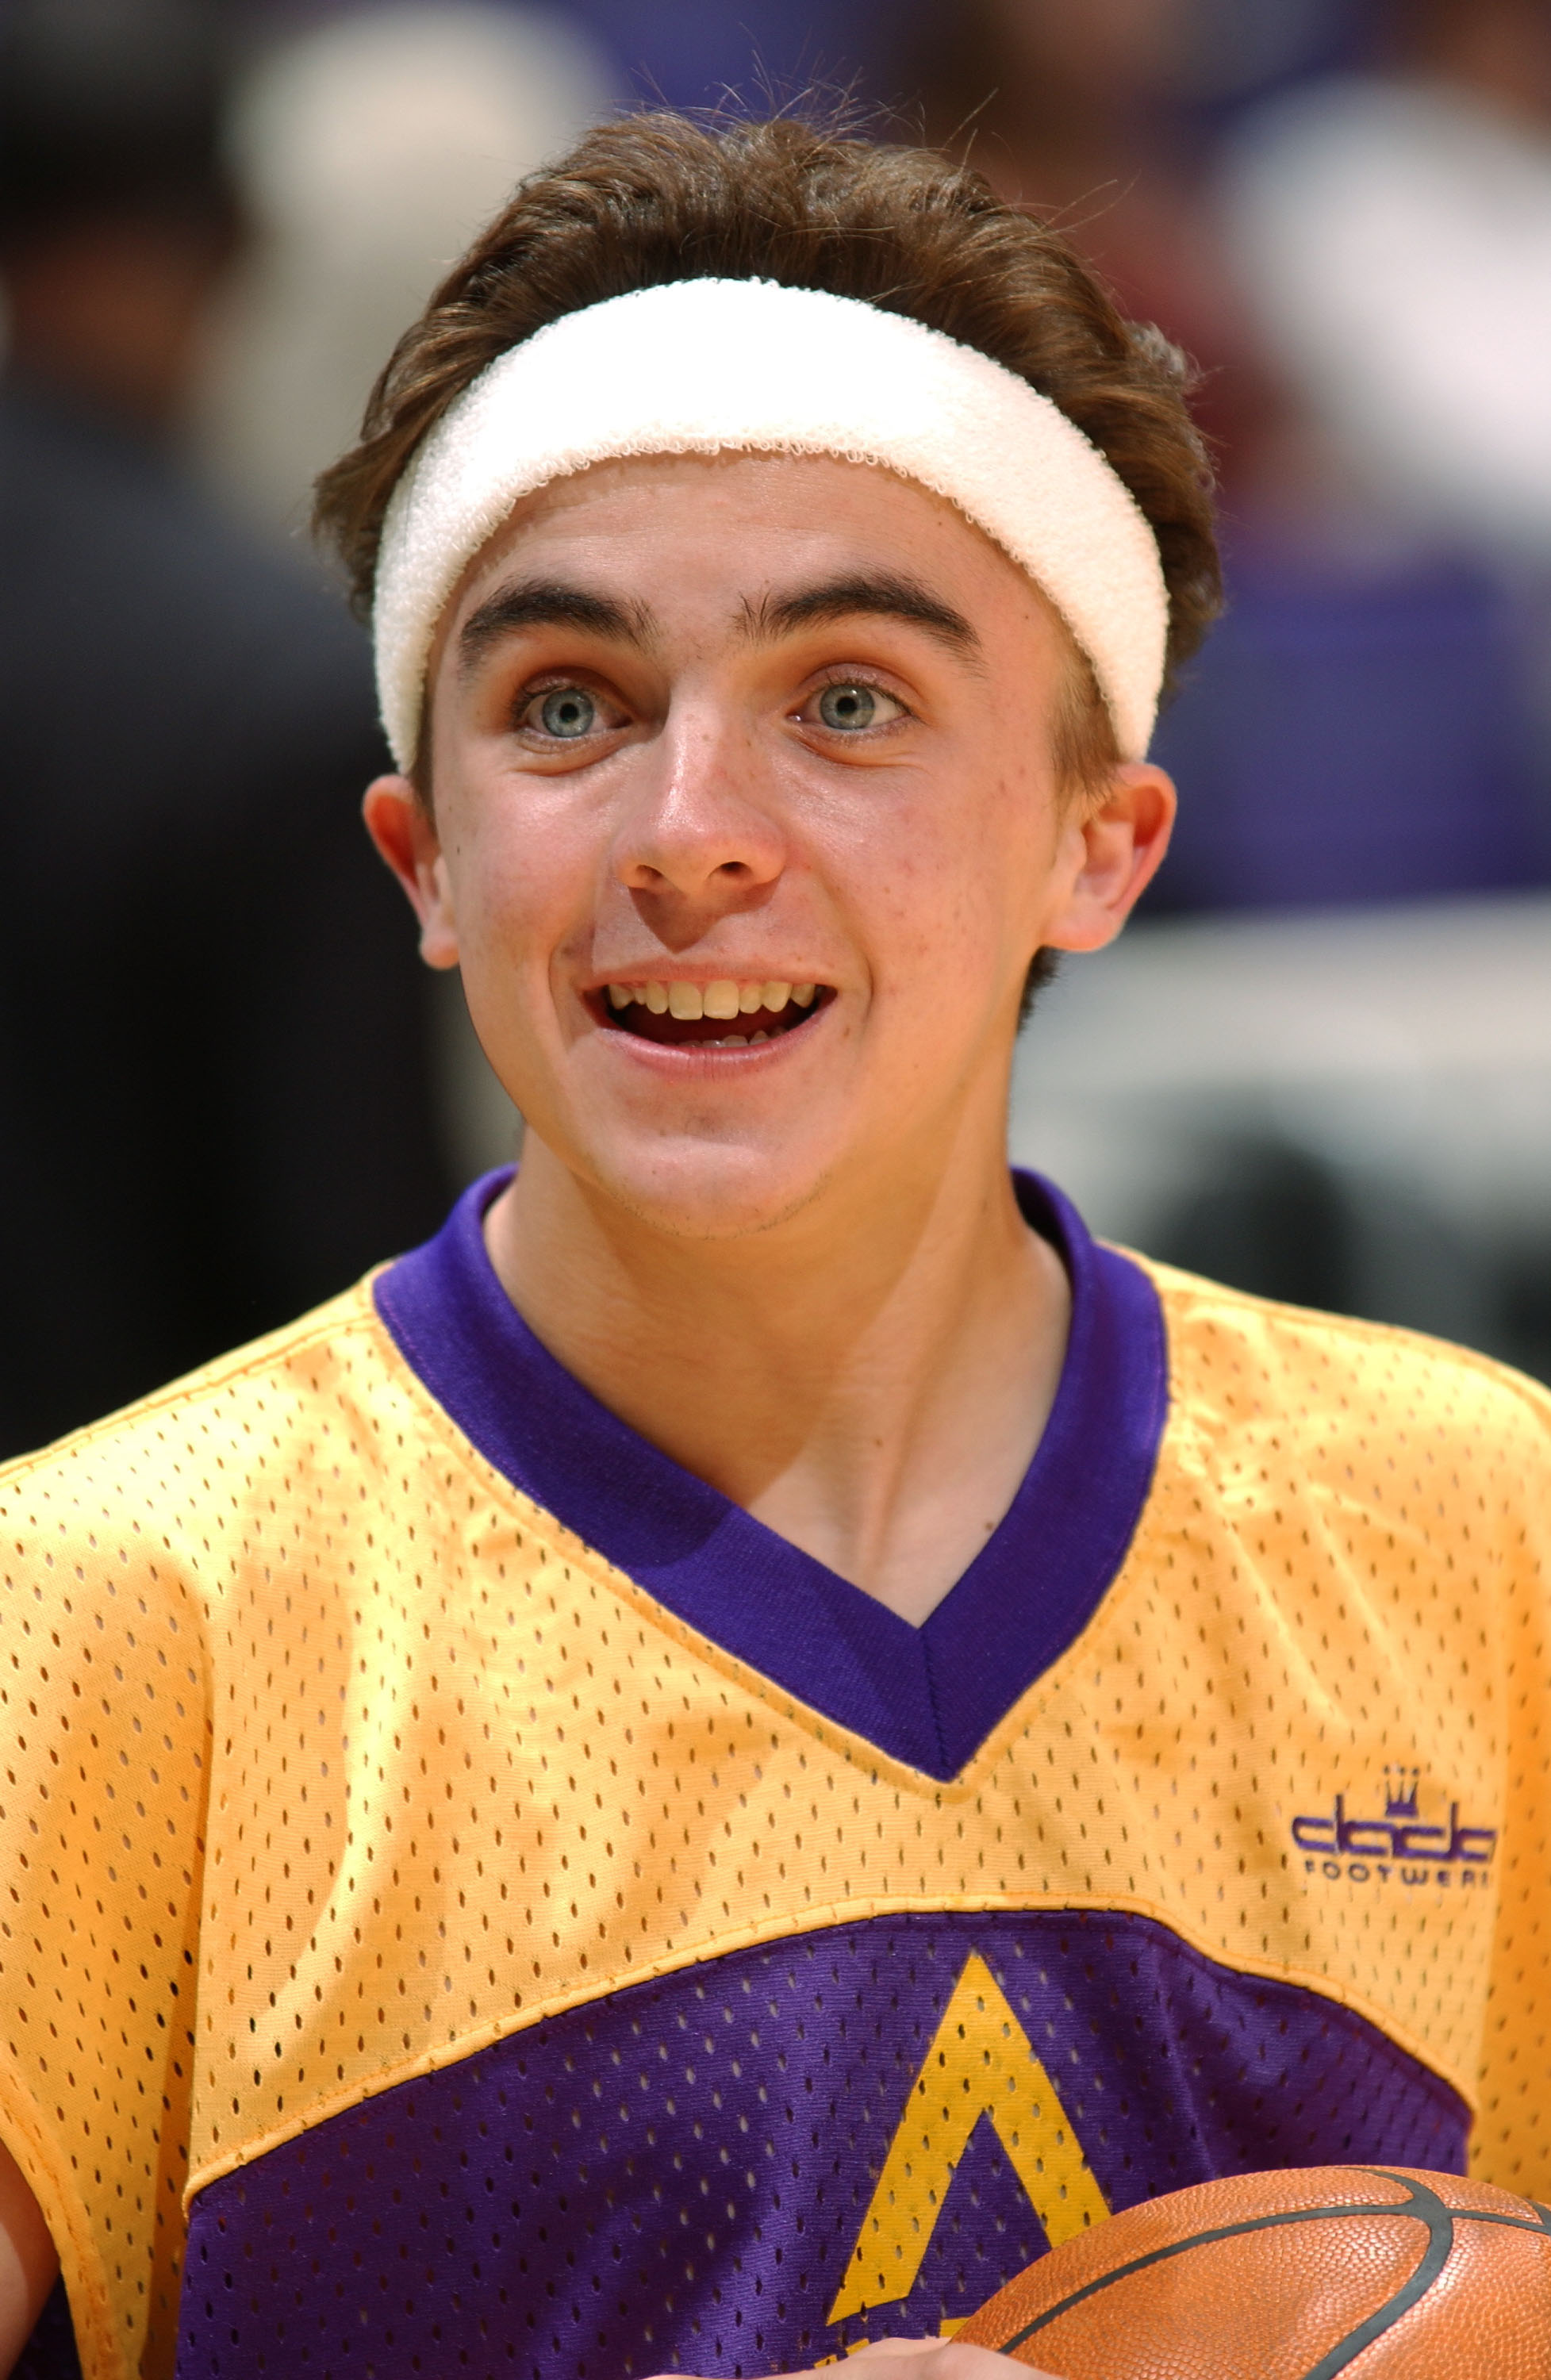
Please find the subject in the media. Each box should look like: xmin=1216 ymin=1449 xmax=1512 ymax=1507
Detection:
xmin=374 ymin=1170 xmax=1166 ymax=1779
xmin=175 ymin=1910 xmax=1468 ymax=2380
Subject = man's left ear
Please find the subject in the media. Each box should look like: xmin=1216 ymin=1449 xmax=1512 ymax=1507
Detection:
xmin=1043 ymin=762 xmax=1177 ymax=954
xmin=362 ymin=774 xmax=461 ymax=970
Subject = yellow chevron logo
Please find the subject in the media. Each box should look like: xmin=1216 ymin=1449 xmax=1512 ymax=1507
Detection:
xmin=826 ymin=1952 xmax=1108 ymax=2326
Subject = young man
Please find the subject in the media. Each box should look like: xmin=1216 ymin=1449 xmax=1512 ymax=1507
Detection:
xmin=0 ymin=112 xmax=1547 ymax=2380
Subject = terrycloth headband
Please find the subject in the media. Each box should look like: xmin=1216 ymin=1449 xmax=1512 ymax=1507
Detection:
xmin=373 ymin=277 xmax=1169 ymax=769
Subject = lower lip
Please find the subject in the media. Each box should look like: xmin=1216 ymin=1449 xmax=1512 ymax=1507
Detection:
xmin=593 ymin=1007 xmax=827 ymax=1076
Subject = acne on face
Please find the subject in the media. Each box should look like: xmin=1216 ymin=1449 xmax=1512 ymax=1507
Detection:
xmin=405 ymin=449 xmax=1160 ymax=1239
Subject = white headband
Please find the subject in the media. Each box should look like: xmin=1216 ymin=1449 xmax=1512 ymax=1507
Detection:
xmin=373 ymin=277 xmax=1169 ymax=769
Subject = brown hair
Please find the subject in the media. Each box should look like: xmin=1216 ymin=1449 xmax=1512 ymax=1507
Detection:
xmin=315 ymin=109 xmax=1219 ymax=795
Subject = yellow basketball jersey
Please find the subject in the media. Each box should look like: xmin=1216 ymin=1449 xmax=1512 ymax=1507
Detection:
xmin=0 ymin=1172 xmax=1546 ymax=2380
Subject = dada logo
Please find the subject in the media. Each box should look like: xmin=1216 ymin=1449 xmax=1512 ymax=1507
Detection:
xmin=824 ymin=1953 xmax=1106 ymax=2339
xmin=1292 ymin=1767 xmax=1497 ymax=1885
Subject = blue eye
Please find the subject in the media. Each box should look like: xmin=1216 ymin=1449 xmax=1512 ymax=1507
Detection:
xmin=817 ymin=683 xmax=879 ymax=731
xmin=536 ymin=687 xmax=597 ymax=739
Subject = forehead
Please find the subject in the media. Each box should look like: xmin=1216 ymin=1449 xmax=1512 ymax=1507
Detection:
xmin=442 ymin=448 xmax=1058 ymax=643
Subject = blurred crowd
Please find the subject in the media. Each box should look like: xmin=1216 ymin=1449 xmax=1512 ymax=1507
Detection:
xmin=1 ymin=0 xmax=1548 ymax=1457
xmin=900 ymin=0 xmax=1551 ymax=909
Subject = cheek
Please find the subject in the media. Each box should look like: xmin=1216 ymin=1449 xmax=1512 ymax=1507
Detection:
xmin=442 ymin=786 xmax=587 ymax=974
xmin=861 ymin=765 xmax=1056 ymax=993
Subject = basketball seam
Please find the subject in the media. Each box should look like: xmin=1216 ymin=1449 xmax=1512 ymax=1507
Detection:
xmin=992 ymin=2169 xmax=1551 ymax=2372
xmin=1297 ymin=2174 xmax=1452 ymax=2380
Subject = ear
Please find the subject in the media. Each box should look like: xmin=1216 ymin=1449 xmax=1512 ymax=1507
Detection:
xmin=1042 ymin=763 xmax=1177 ymax=954
xmin=362 ymin=776 xmax=461 ymax=970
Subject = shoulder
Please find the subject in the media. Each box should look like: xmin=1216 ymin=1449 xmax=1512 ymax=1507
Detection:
xmin=0 ymin=1279 xmax=398 ymax=1609
xmin=1138 ymin=1253 xmax=1551 ymax=1516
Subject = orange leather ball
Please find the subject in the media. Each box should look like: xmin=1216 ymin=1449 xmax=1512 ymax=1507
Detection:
xmin=957 ymin=2164 xmax=1551 ymax=2378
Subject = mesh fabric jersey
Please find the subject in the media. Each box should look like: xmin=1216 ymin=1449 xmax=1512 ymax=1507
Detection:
xmin=0 ymin=1170 xmax=1547 ymax=2380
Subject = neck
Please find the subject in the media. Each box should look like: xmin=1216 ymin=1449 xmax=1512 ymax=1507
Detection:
xmin=483 ymin=1113 xmax=1070 ymax=1626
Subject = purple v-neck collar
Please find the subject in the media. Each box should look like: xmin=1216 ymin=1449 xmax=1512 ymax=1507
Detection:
xmin=374 ymin=1169 xmax=1167 ymax=1782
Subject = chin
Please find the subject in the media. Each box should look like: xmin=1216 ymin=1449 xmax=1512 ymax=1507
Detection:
xmin=580 ymin=1132 xmax=839 ymax=1242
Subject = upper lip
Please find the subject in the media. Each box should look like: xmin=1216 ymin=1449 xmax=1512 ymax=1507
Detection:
xmin=582 ymin=970 xmax=831 ymax=991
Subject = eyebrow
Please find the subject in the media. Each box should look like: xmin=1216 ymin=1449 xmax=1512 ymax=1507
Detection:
xmin=742 ymin=571 xmax=981 ymax=655
xmin=457 ymin=578 xmax=655 ymax=674
xmin=455 ymin=566 xmax=982 ymax=676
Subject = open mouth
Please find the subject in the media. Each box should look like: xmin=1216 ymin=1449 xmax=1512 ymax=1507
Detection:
xmin=596 ymin=977 xmax=833 ymax=1049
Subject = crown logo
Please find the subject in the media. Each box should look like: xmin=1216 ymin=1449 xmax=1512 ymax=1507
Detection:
xmin=1383 ymin=1765 xmax=1420 ymax=1821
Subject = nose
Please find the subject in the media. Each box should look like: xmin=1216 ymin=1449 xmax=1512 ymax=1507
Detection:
xmin=611 ymin=703 xmax=785 ymax=917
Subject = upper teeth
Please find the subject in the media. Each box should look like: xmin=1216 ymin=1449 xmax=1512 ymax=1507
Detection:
xmin=605 ymin=979 xmax=819 ymax=1019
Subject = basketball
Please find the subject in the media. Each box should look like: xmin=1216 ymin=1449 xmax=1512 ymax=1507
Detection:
xmin=956 ymin=2165 xmax=1551 ymax=2378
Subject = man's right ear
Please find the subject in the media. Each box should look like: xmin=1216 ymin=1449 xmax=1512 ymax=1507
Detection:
xmin=362 ymin=776 xmax=460 ymax=970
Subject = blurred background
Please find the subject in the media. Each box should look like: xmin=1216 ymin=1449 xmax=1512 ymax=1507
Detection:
xmin=0 ymin=0 xmax=1547 ymax=1467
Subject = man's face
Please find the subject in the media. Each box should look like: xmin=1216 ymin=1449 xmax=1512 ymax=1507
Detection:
xmin=370 ymin=450 xmax=1171 ymax=1240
